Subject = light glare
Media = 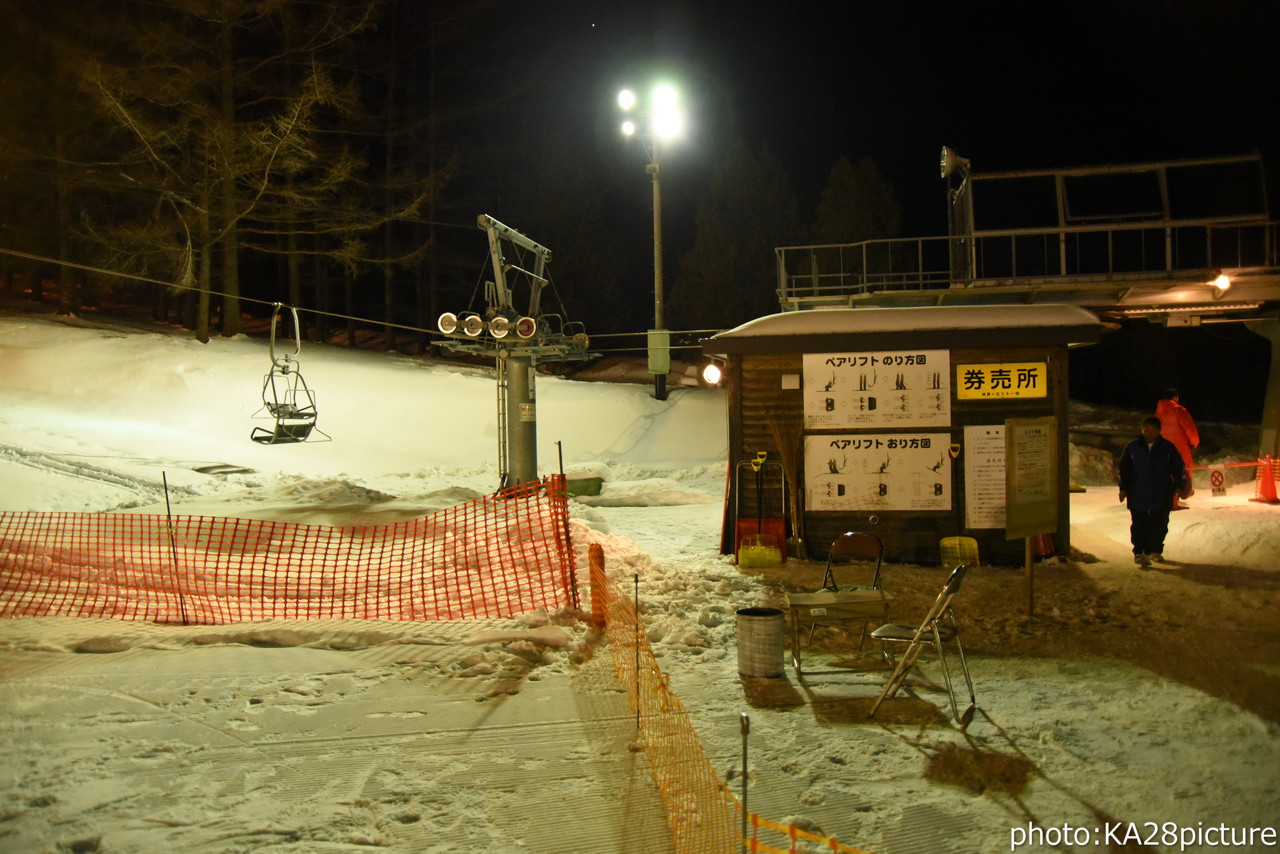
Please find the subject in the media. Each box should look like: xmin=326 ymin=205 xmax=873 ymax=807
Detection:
xmin=651 ymin=84 xmax=683 ymax=140
xmin=653 ymin=110 xmax=684 ymax=140
xmin=621 ymin=119 xmax=637 ymax=136
xmin=1212 ymin=273 xmax=1231 ymax=291
xmin=617 ymin=89 xmax=636 ymax=111
xmin=701 ymin=363 xmax=722 ymax=385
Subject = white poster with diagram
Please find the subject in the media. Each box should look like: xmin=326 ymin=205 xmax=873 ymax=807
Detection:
xmin=804 ymin=433 xmax=952 ymax=511
xmin=803 ymin=350 xmax=950 ymax=430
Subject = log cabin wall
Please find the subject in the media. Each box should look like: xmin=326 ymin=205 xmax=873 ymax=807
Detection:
xmin=727 ymin=340 xmax=1075 ymax=568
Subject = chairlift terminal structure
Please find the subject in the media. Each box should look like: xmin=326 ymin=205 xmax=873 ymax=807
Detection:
xmin=706 ymin=153 xmax=1280 ymax=566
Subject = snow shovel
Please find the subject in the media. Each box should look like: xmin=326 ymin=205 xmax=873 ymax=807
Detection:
xmin=737 ymin=453 xmax=783 ymax=568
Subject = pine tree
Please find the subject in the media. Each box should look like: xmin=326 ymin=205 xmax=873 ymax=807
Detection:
xmin=669 ymin=135 xmax=801 ymax=330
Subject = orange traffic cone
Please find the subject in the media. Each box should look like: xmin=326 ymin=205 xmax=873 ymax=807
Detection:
xmin=1250 ymin=457 xmax=1280 ymax=505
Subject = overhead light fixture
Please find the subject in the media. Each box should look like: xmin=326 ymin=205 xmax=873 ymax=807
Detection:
xmin=651 ymin=83 xmax=684 ymax=140
xmin=461 ymin=313 xmax=485 ymax=337
xmin=1113 ymin=303 xmax=1261 ymax=316
xmin=940 ymin=145 xmax=971 ymax=179
xmin=437 ymin=312 xmax=459 ymax=334
xmin=701 ymin=362 xmax=723 ymax=386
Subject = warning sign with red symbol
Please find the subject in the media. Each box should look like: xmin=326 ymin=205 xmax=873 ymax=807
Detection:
xmin=1209 ymin=465 xmax=1226 ymax=497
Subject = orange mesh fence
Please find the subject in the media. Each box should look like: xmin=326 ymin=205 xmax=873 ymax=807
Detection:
xmin=0 ymin=475 xmax=576 ymax=624
xmin=588 ymin=544 xmax=874 ymax=854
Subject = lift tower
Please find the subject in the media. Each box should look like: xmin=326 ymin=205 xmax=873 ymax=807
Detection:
xmin=435 ymin=216 xmax=591 ymax=487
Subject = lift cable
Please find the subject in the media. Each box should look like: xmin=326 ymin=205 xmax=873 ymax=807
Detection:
xmin=0 ymin=245 xmax=724 ymax=351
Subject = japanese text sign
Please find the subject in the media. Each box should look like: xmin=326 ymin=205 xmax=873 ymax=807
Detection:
xmin=955 ymin=362 xmax=1047 ymax=400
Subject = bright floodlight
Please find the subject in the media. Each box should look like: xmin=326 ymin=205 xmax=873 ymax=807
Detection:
xmin=701 ymin=362 xmax=722 ymax=385
xmin=617 ymin=89 xmax=636 ymax=111
xmin=1212 ymin=273 xmax=1231 ymax=291
xmin=651 ymin=84 xmax=684 ymax=140
xmin=653 ymin=111 xmax=684 ymax=140
xmin=621 ymin=119 xmax=637 ymax=136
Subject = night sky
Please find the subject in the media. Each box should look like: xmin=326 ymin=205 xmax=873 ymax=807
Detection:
xmin=524 ymin=0 xmax=1280 ymax=234
xmin=504 ymin=1 xmax=1279 ymax=422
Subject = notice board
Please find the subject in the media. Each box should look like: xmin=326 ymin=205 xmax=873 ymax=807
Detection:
xmin=1004 ymin=416 xmax=1058 ymax=540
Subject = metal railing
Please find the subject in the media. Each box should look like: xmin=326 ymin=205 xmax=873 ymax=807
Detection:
xmin=777 ymin=219 xmax=1280 ymax=308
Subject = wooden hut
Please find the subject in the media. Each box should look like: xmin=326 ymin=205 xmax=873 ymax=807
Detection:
xmin=702 ymin=304 xmax=1104 ymax=566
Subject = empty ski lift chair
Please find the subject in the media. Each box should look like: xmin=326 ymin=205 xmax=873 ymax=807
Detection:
xmin=787 ymin=532 xmax=891 ymax=678
xmin=251 ymin=305 xmax=323 ymax=444
xmin=868 ymin=563 xmax=976 ymax=726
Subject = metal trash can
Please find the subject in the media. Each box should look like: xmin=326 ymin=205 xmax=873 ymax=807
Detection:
xmin=736 ymin=607 xmax=786 ymax=677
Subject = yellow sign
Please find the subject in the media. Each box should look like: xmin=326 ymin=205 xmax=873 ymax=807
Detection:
xmin=956 ymin=363 xmax=1047 ymax=400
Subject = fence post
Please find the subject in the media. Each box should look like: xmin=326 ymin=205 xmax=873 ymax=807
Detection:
xmin=589 ymin=543 xmax=606 ymax=628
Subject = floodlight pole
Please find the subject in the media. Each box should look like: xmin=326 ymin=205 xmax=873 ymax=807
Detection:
xmin=620 ymin=86 xmax=679 ymax=403
xmin=648 ymin=153 xmax=668 ymax=401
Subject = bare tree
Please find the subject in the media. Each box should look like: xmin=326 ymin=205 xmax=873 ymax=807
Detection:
xmin=73 ymin=0 xmax=377 ymax=340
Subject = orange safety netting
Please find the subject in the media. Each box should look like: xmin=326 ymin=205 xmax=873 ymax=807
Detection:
xmin=588 ymin=544 xmax=874 ymax=854
xmin=0 ymin=475 xmax=576 ymax=624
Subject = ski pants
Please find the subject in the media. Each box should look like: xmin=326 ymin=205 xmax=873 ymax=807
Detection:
xmin=1129 ymin=508 xmax=1171 ymax=556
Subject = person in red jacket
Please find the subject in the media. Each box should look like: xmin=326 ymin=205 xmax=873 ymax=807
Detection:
xmin=1155 ymin=388 xmax=1199 ymax=509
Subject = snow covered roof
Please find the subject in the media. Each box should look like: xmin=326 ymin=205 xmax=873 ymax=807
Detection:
xmin=702 ymin=304 xmax=1104 ymax=355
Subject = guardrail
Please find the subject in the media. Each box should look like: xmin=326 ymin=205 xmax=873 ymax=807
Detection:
xmin=777 ymin=220 xmax=1280 ymax=307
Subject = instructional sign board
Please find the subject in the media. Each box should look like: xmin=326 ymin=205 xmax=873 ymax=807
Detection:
xmin=803 ymin=350 xmax=950 ymax=430
xmin=804 ymin=433 xmax=952 ymax=511
xmin=1005 ymin=416 xmax=1058 ymax=539
xmin=963 ymin=424 xmax=1006 ymax=529
xmin=956 ymin=362 xmax=1047 ymax=400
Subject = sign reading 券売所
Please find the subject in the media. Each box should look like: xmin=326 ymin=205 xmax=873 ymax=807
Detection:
xmin=955 ymin=362 xmax=1047 ymax=400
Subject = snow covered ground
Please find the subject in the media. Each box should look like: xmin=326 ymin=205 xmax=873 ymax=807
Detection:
xmin=1 ymin=311 xmax=1278 ymax=854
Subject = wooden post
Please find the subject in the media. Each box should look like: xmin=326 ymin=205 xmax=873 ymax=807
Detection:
xmin=1024 ymin=536 xmax=1035 ymax=618
xmin=588 ymin=543 xmax=606 ymax=629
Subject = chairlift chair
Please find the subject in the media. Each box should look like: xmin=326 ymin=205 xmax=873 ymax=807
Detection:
xmin=250 ymin=304 xmax=327 ymax=444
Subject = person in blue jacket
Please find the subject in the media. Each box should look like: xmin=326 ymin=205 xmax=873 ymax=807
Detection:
xmin=1118 ymin=415 xmax=1193 ymax=567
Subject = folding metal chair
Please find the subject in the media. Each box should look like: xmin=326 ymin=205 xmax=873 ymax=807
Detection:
xmin=822 ymin=531 xmax=883 ymax=592
xmin=787 ymin=532 xmax=891 ymax=679
xmin=868 ymin=563 xmax=976 ymax=726
xmin=815 ymin=531 xmax=884 ymax=648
